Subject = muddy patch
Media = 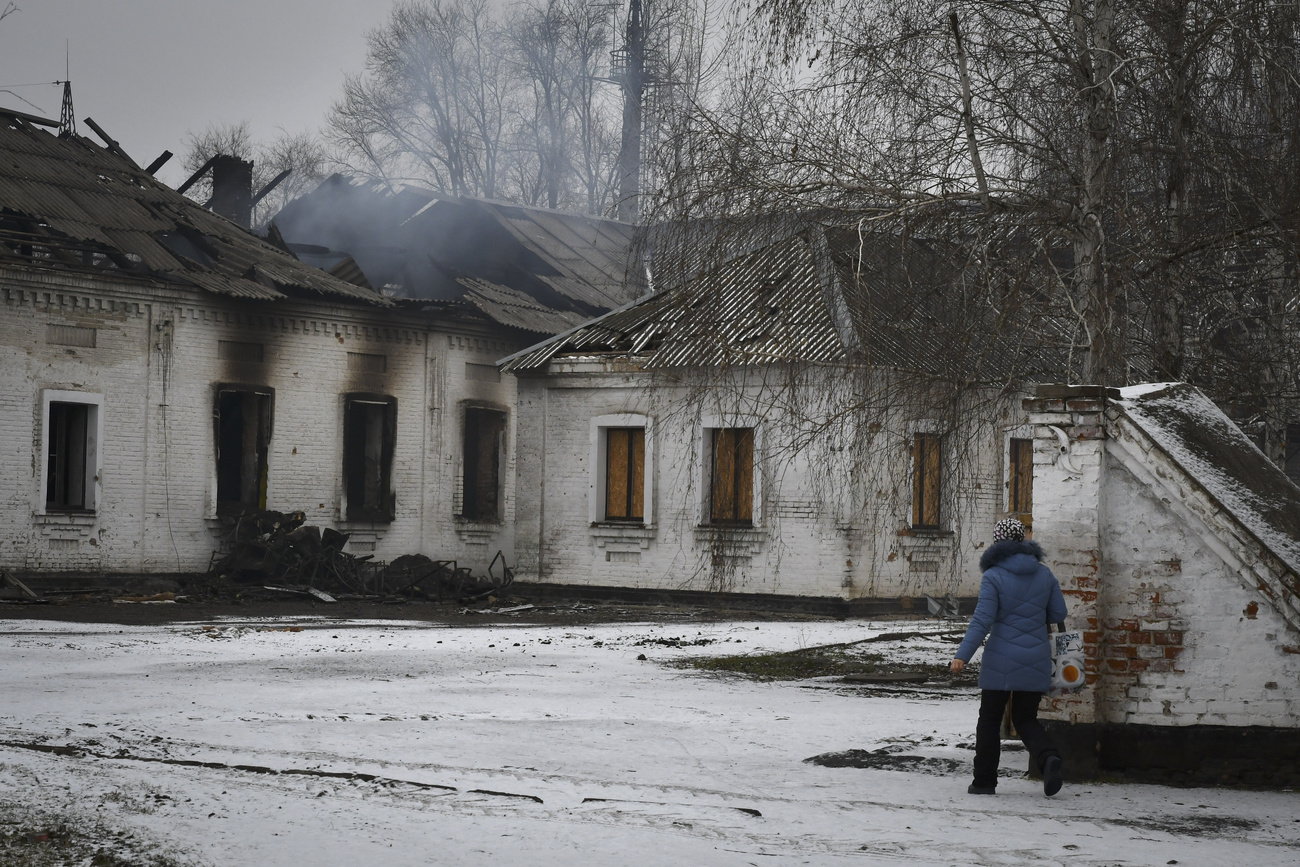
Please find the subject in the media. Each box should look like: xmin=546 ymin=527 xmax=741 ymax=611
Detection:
xmin=1112 ymin=814 xmax=1260 ymax=837
xmin=805 ymin=749 xmax=962 ymax=775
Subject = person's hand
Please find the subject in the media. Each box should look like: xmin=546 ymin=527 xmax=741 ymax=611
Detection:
xmin=950 ymin=658 xmax=965 ymax=673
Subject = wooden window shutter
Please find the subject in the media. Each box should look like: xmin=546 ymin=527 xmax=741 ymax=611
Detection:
xmin=711 ymin=428 xmax=754 ymax=524
xmin=912 ymin=433 xmax=941 ymax=529
xmin=605 ymin=428 xmax=645 ymax=520
xmin=1009 ymin=437 xmax=1033 ymax=524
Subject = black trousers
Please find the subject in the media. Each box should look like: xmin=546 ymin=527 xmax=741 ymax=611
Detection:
xmin=973 ymin=690 xmax=1060 ymax=788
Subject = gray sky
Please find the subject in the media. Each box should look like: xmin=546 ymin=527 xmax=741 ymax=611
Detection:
xmin=0 ymin=0 xmax=394 ymax=187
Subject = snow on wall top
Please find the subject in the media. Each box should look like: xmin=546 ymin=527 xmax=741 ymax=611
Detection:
xmin=1115 ymin=382 xmax=1300 ymax=579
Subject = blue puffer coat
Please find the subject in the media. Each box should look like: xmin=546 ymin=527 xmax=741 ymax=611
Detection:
xmin=955 ymin=539 xmax=1068 ymax=692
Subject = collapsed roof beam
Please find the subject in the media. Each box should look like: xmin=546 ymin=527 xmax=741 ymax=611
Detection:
xmin=176 ymin=155 xmax=218 ymax=196
xmin=145 ymin=150 xmax=173 ymax=176
xmin=0 ymin=107 xmax=59 ymax=128
xmin=84 ymin=117 xmax=140 ymax=168
xmin=251 ymin=169 xmax=292 ymax=208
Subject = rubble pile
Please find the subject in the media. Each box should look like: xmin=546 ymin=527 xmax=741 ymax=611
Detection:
xmin=207 ymin=510 xmax=512 ymax=602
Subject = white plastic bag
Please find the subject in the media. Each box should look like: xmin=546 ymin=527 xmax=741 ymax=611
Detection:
xmin=1049 ymin=628 xmax=1086 ymax=696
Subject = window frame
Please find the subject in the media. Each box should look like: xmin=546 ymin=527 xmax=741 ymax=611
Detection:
xmin=458 ymin=404 xmax=508 ymax=523
xmin=911 ymin=431 xmax=943 ymax=530
xmin=697 ymin=418 xmax=761 ymax=528
xmin=39 ymin=390 xmax=103 ymax=515
xmin=1006 ymin=431 xmax=1034 ymax=526
xmin=590 ymin=414 xmax=654 ymax=526
xmin=213 ymin=384 xmax=274 ymax=517
xmin=341 ymin=393 xmax=397 ymax=523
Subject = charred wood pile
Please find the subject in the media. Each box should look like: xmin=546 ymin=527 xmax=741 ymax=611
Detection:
xmin=208 ymin=510 xmax=512 ymax=602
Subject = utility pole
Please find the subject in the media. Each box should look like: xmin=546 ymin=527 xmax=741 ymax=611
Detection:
xmin=615 ymin=0 xmax=645 ymax=223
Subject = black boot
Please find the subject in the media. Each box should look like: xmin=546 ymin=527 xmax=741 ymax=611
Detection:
xmin=967 ymin=783 xmax=996 ymax=795
xmin=1042 ymin=755 xmax=1063 ymax=797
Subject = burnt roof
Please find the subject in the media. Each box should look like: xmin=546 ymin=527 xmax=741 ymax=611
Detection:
xmin=270 ymin=175 xmax=642 ymax=334
xmin=501 ymin=223 xmax=1071 ymax=379
xmin=0 ymin=113 xmax=388 ymax=305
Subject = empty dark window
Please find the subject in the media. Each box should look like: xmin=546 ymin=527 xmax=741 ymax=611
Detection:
xmin=215 ymin=387 xmax=273 ymax=516
xmin=1009 ymin=437 xmax=1033 ymax=524
xmin=460 ymin=407 xmax=506 ymax=521
xmin=605 ymin=428 xmax=645 ymax=521
xmin=710 ymin=428 xmax=754 ymax=525
xmin=343 ymin=395 xmax=397 ymax=522
xmin=46 ymin=402 xmax=93 ymax=511
xmin=912 ymin=433 xmax=942 ymax=529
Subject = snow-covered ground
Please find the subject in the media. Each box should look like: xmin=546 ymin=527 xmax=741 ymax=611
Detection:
xmin=1 ymin=615 xmax=1297 ymax=865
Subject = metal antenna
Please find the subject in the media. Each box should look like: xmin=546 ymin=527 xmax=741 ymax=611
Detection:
xmin=57 ymin=42 xmax=75 ymax=137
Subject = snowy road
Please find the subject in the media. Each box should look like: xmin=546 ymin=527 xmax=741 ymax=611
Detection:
xmin=1 ymin=616 xmax=1296 ymax=865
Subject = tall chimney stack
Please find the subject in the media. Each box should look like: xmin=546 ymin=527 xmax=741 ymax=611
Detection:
xmin=210 ymin=155 xmax=254 ymax=229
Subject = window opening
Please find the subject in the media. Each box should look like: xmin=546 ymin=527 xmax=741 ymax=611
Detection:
xmin=46 ymin=402 xmax=93 ymax=511
xmin=1008 ymin=437 xmax=1033 ymax=525
xmin=461 ymin=407 xmax=506 ymax=521
xmin=343 ymin=395 xmax=397 ymax=522
xmin=605 ymin=427 xmax=645 ymax=521
xmin=710 ymin=427 xmax=754 ymax=525
xmin=215 ymin=388 xmax=273 ymax=516
xmin=912 ymin=433 xmax=942 ymax=529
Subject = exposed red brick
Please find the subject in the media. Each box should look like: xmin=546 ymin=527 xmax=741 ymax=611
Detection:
xmin=1244 ymin=601 xmax=1259 ymax=619
xmin=1083 ymin=631 xmax=1100 ymax=644
xmin=1105 ymin=645 xmax=1137 ymax=659
xmin=1107 ymin=631 xmax=1128 ymax=645
xmin=1150 ymin=660 xmax=1173 ymax=673
xmin=1084 ymin=659 xmax=1100 ymax=672
xmin=1117 ymin=619 xmax=1140 ymax=631
xmin=1153 ymin=632 xmax=1183 ymax=646
xmin=1129 ymin=631 xmax=1152 ymax=645
xmin=1106 ymin=659 xmax=1129 ymax=672
xmin=1164 ymin=646 xmax=1183 ymax=659
xmin=1128 ymin=658 xmax=1150 ymax=672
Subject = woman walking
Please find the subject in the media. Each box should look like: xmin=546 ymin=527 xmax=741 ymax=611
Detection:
xmin=950 ymin=518 xmax=1068 ymax=796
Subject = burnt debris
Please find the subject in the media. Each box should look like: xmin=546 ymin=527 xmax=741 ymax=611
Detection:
xmin=208 ymin=510 xmax=512 ymax=602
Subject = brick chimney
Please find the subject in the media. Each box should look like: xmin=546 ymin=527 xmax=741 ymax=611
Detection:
xmin=210 ymin=155 xmax=253 ymax=229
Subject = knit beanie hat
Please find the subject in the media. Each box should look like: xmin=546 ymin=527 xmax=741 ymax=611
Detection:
xmin=993 ymin=517 xmax=1026 ymax=543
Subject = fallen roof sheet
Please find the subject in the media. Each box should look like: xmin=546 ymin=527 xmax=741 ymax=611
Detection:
xmin=0 ymin=113 xmax=388 ymax=306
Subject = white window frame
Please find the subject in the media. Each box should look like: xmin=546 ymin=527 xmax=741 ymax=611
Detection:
xmin=697 ymin=415 xmax=763 ymax=527
xmin=39 ymin=390 xmax=104 ymax=515
xmin=590 ymin=413 xmax=654 ymax=526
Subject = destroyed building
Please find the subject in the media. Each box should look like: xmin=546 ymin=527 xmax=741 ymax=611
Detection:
xmin=0 ymin=109 xmax=633 ymax=580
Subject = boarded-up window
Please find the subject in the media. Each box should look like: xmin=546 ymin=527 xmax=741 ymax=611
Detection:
xmin=46 ymin=402 xmax=95 ymax=511
xmin=215 ymin=387 xmax=273 ymax=516
xmin=46 ymin=324 xmax=97 ymax=348
xmin=460 ymin=407 xmax=505 ymax=521
xmin=912 ymin=433 xmax=942 ymax=529
xmin=217 ymin=340 xmax=264 ymax=363
xmin=347 ymin=352 xmax=387 ymax=373
xmin=605 ymin=428 xmax=645 ymax=521
xmin=343 ymin=395 xmax=396 ymax=522
xmin=710 ymin=428 xmax=754 ymax=525
xmin=1009 ymin=437 xmax=1033 ymax=524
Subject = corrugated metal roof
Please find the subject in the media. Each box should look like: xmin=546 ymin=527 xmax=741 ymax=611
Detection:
xmin=0 ymin=114 xmax=389 ymax=306
xmin=502 ymin=223 xmax=1072 ymax=381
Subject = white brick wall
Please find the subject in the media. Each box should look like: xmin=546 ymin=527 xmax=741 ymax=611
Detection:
xmin=1 ymin=266 xmax=523 ymax=577
xmin=513 ymin=362 xmax=1024 ymax=599
xmin=1029 ymin=387 xmax=1300 ymax=730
